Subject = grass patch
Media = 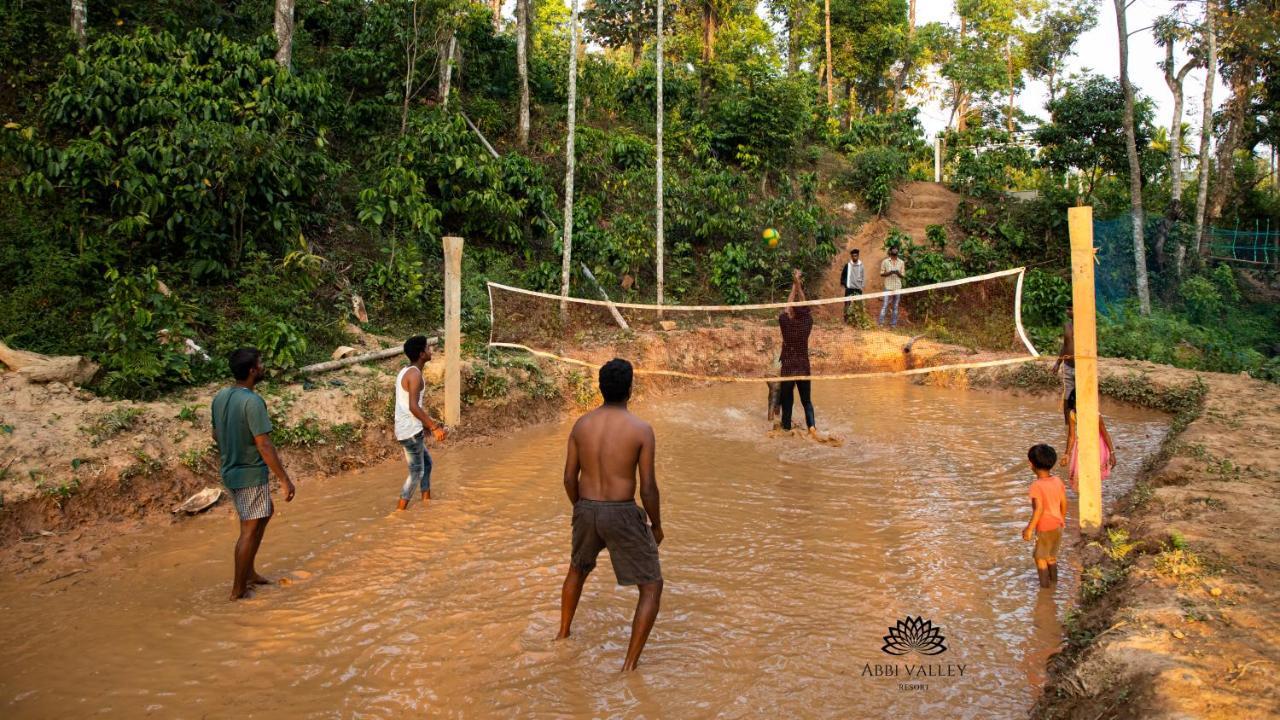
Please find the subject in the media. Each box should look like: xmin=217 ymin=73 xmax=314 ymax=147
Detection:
xmin=37 ymin=477 xmax=81 ymax=509
xmin=180 ymin=445 xmax=215 ymax=472
xmin=83 ymin=407 xmax=145 ymax=446
xmin=176 ymin=404 xmax=201 ymax=426
xmin=1002 ymin=362 xmax=1061 ymax=392
xmin=1099 ymin=373 xmax=1207 ymax=417
xmin=118 ymin=450 xmax=163 ymax=484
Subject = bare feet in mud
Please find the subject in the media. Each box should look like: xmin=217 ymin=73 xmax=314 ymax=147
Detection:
xmin=250 ymin=572 xmax=272 ymax=586
xmin=767 ymin=427 xmax=844 ymax=446
xmin=808 ymin=428 xmax=845 ymax=447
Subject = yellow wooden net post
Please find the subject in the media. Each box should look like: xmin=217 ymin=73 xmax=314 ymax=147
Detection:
xmin=443 ymin=236 xmax=463 ymax=427
xmin=1068 ymin=207 xmax=1102 ymax=533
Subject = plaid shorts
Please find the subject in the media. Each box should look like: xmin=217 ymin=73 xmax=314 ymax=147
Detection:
xmin=229 ymin=484 xmax=273 ymax=521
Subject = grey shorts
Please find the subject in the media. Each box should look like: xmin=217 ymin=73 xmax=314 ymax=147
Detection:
xmin=1034 ymin=527 xmax=1063 ymax=561
xmin=571 ymin=499 xmax=662 ymax=586
xmin=229 ymin=484 xmax=273 ymax=521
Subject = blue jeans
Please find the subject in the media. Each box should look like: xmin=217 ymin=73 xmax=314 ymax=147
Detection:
xmin=398 ymin=431 xmax=432 ymax=500
xmin=879 ymin=292 xmax=901 ymax=326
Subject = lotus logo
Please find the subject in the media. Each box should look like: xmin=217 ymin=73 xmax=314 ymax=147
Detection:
xmin=881 ymin=616 xmax=947 ymax=656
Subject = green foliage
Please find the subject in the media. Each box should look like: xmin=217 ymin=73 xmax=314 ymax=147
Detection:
xmin=1034 ymin=74 xmax=1158 ymax=202
xmin=253 ymin=320 xmax=309 ymax=372
xmin=360 ymin=111 xmax=557 ymax=247
xmin=38 ymin=477 xmax=82 ymax=509
xmin=1097 ymin=373 xmax=1207 ymax=418
xmin=92 ymin=266 xmax=200 ymax=399
xmin=707 ymin=66 xmax=816 ymax=175
xmin=1021 ymin=269 xmax=1071 ymax=329
xmin=3 ymin=29 xmax=338 ymax=279
xmin=464 ymin=363 xmax=511 ymax=403
xmin=844 ymin=147 xmax=908 ymax=214
xmin=83 ymin=407 xmax=145 ymax=446
xmin=947 ymin=130 xmax=1034 ymax=201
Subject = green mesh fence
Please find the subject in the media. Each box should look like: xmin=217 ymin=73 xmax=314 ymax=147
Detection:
xmin=1092 ymin=216 xmax=1278 ymax=311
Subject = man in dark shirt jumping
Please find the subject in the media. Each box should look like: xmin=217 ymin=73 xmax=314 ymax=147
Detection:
xmin=778 ymin=269 xmax=818 ymax=436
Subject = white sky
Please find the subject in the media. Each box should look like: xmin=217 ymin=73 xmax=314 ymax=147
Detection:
xmin=911 ymin=0 xmax=1229 ymax=137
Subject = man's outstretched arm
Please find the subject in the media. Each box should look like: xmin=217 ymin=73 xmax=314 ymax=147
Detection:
xmin=562 ymin=431 xmax=580 ymax=504
xmin=638 ymin=425 xmax=662 ymax=545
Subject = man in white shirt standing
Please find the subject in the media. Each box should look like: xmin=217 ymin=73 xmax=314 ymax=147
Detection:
xmin=394 ymin=335 xmax=447 ymax=510
xmin=840 ymin=248 xmax=864 ymax=324
xmin=878 ymin=245 xmax=906 ymax=327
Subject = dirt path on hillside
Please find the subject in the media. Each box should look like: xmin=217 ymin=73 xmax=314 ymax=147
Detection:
xmin=819 ymin=181 xmax=964 ymax=322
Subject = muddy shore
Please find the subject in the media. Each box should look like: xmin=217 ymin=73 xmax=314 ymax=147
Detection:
xmin=955 ymin=359 xmax=1278 ymax=719
xmin=1 ymin=351 xmax=1275 ymax=718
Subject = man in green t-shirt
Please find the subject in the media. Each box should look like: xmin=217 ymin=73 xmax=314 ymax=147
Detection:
xmin=211 ymin=348 xmax=296 ymax=600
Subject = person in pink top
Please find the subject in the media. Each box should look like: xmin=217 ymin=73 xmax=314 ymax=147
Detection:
xmin=1022 ymin=444 xmax=1068 ymax=589
xmin=1061 ymin=390 xmax=1117 ymax=492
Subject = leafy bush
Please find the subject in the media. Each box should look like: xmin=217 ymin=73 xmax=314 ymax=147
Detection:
xmin=844 ymin=147 xmax=908 ymax=215
xmin=91 ymin=266 xmax=201 ymax=399
xmin=3 ymin=29 xmax=339 ymax=279
xmin=946 ymin=130 xmax=1034 ymax=201
xmin=1022 ymin=269 xmax=1071 ymax=329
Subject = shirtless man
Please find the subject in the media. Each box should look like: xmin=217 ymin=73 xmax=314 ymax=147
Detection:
xmin=1050 ymin=307 xmax=1075 ymax=425
xmin=555 ymin=358 xmax=663 ymax=672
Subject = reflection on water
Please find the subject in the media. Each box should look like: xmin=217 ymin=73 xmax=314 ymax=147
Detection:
xmin=0 ymin=380 xmax=1167 ymax=719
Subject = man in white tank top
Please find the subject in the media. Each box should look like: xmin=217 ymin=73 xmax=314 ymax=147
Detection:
xmin=395 ymin=335 xmax=447 ymax=510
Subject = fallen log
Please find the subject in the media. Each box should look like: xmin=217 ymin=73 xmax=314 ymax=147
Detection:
xmin=0 ymin=341 xmax=99 ymax=385
xmin=298 ymin=337 xmax=438 ymax=375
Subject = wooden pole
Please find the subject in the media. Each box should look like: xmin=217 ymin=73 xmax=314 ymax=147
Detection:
xmin=1068 ymin=207 xmax=1102 ymax=533
xmin=443 ymin=236 xmax=463 ymax=426
xmin=655 ymin=0 xmax=665 ymax=310
xmin=580 ymin=263 xmax=630 ymax=330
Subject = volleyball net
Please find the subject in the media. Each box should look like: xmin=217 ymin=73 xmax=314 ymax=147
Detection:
xmin=487 ymin=267 xmax=1040 ymax=382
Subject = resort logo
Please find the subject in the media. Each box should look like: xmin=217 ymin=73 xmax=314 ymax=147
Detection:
xmin=881 ymin=616 xmax=947 ymax=655
xmin=862 ymin=616 xmax=967 ymax=692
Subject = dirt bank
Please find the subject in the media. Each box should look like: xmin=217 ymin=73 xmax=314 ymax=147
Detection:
xmin=935 ymin=359 xmax=1279 ymax=719
xmin=0 ymin=353 xmax=607 ymax=577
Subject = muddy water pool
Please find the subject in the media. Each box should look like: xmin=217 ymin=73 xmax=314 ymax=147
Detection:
xmin=0 ymin=380 xmax=1168 ymax=719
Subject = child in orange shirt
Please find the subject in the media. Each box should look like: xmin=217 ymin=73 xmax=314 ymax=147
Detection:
xmin=1022 ymin=444 xmax=1068 ymax=589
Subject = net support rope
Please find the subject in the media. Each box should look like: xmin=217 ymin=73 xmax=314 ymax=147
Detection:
xmin=487 ymin=267 xmax=1041 ymax=383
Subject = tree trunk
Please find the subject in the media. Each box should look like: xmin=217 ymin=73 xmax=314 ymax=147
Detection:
xmin=1159 ymin=40 xmax=1198 ymax=271
xmin=1189 ymin=0 xmax=1217 ymax=267
xmin=1207 ymin=64 xmax=1253 ymax=229
xmin=700 ymin=0 xmax=716 ymax=105
xmin=824 ymin=0 xmax=834 ymax=108
xmin=400 ymin=1 xmax=421 ymax=136
xmin=702 ymin=2 xmax=716 ymax=63
xmin=561 ymin=0 xmax=581 ymax=311
xmin=71 ymin=0 xmax=87 ymax=49
xmin=953 ymin=16 xmax=968 ymax=131
xmin=516 ymin=0 xmax=530 ymax=147
xmin=491 ymin=0 xmax=502 ymax=32
xmin=438 ymin=33 xmax=456 ymax=109
xmin=843 ymin=80 xmax=854 ymax=130
xmin=1005 ymin=39 xmax=1016 ymax=133
xmin=1114 ymin=0 xmax=1152 ymax=314
xmin=631 ymin=35 xmax=643 ymax=67
xmin=274 ymin=0 xmax=294 ymax=69
xmin=656 ymin=0 xmax=665 ymax=307
xmin=785 ymin=11 xmax=797 ymax=75
xmin=891 ymin=0 xmax=917 ymax=112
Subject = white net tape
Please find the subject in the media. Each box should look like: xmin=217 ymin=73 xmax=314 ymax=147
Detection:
xmin=488 ymin=267 xmax=1040 ymax=382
